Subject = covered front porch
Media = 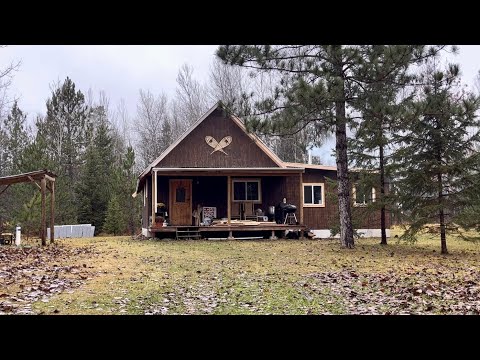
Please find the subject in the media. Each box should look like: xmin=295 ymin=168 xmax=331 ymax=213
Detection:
xmin=144 ymin=167 xmax=306 ymax=239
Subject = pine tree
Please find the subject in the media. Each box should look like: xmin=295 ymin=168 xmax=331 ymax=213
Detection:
xmin=39 ymin=77 xmax=91 ymax=224
xmin=393 ymin=60 xmax=480 ymax=254
xmin=217 ymin=45 xmax=445 ymax=248
xmin=0 ymin=102 xmax=31 ymax=226
xmin=2 ymin=101 xmax=29 ymax=174
xmin=349 ymin=45 xmax=427 ymax=245
xmin=103 ymin=195 xmax=123 ymax=235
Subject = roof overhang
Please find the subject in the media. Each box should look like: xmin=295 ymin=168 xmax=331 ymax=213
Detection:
xmin=152 ymin=167 xmax=304 ymax=176
xmin=283 ymin=162 xmax=338 ymax=171
xmin=133 ymin=167 xmax=304 ymax=196
xmin=0 ymin=170 xmax=57 ymax=186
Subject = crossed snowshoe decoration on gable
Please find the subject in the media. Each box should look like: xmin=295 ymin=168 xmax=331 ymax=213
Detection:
xmin=205 ymin=136 xmax=232 ymax=155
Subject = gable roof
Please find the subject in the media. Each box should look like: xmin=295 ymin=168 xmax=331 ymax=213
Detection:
xmin=134 ymin=102 xmax=285 ymax=194
xmin=133 ymin=101 xmax=346 ymax=197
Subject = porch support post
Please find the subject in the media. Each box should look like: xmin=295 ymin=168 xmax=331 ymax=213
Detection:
xmin=50 ymin=181 xmax=55 ymax=243
xmin=270 ymin=230 xmax=277 ymax=240
xmin=227 ymin=175 xmax=231 ymax=225
xmin=41 ymin=177 xmax=46 ymax=246
xmin=151 ymin=170 xmax=157 ymax=227
xmin=299 ymin=172 xmax=304 ymax=225
xmin=227 ymin=230 xmax=234 ymax=240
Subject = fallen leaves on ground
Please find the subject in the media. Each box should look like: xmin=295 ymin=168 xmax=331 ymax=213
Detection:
xmin=304 ymin=265 xmax=480 ymax=314
xmin=0 ymin=245 xmax=99 ymax=314
xmin=3 ymin=233 xmax=480 ymax=315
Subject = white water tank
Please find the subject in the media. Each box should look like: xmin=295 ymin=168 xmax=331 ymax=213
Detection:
xmin=15 ymin=226 xmax=21 ymax=246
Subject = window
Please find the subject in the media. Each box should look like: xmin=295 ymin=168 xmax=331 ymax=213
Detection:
xmin=176 ymin=187 xmax=186 ymax=202
xmin=232 ymin=179 xmax=261 ymax=202
xmin=303 ymin=183 xmax=325 ymax=207
xmin=353 ymin=184 xmax=376 ymax=206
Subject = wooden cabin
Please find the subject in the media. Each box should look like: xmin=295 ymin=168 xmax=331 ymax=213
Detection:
xmin=134 ymin=102 xmax=390 ymax=240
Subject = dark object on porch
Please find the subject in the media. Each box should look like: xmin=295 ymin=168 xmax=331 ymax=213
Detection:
xmin=156 ymin=203 xmax=168 ymax=219
xmin=267 ymin=206 xmax=275 ymax=222
xmin=275 ymin=200 xmax=298 ymax=225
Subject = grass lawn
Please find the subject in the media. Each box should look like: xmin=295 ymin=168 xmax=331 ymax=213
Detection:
xmin=1 ymin=228 xmax=480 ymax=315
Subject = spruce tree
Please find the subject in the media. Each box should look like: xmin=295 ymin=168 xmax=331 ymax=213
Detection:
xmin=104 ymin=195 xmax=123 ymax=235
xmin=116 ymin=146 xmax=140 ymax=235
xmin=393 ymin=60 xmax=480 ymax=254
xmin=76 ymin=107 xmax=114 ymax=234
xmin=349 ymin=45 xmax=426 ymax=245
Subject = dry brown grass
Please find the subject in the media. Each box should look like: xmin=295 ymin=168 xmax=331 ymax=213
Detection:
xmin=3 ymin=226 xmax=470 ymax=314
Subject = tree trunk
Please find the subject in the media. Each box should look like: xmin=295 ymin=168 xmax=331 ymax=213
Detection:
xmin=334 ymin=67 xmax=354 ymax=248
xmin=379 ymin=142 xmax=387 ymax=245
xmin=437 ymin=172 xmax=448 ymax=254
xmin=333 ymin=50 xmax=354 ymax=249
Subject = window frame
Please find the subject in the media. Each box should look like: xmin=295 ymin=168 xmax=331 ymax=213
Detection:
xmin=144 ymin=182 xmax=147 ymax=207
xmin=352 ymin=184 xmax=376 ymax=207
xmin=232 ymin=178 xmax=262 ymax=203
xmin=302 ymin=182 xmax=325 ymax=208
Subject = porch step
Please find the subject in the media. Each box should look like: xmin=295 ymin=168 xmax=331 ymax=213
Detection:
xmin=175 ymin=227 xmax=201 ymax=240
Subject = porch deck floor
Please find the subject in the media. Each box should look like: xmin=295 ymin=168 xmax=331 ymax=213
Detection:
xmin=150 ymin=224 xmax=306 ymax=233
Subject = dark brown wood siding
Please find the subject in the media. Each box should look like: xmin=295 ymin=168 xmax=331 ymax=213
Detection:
xmin=262 ymin=176 xmax=284 ymax=211
xmin=150 ymin=174 xmax=301 ymax=225
xmin=192 ymin=176 xmax=228 ymax=219
xmin=158 ymin=109 xmax=279 ymax=168
xmin=302 ymin=169 xmax=391 ymax=230
xmin=144 ymin=170 xmax=390 ymax=230
xmin=142 ymin=175 xmax=152 ymax=228
xmin=156 ymin=176 xmax=169 ymax=208
xmin=302 ymin=169 xmax=338 ymax=230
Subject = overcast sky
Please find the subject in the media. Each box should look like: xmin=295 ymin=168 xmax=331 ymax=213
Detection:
xmin=1 ymin=45 xmax=479 ymax=165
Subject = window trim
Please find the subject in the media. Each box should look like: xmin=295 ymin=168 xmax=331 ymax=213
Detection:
xmin=144 ymin=182 xmax=147 ymax=207
xmin=352 ymin=185 xmax=376 ymax=207
xmin=303 ymin=183 xmax=325 ymax=208
xmin=232 ymin=178 xmax=262 ymax=203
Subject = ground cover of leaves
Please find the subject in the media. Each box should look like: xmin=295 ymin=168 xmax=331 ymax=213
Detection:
xmin=1 ymin=230 xmax=479 ymax=314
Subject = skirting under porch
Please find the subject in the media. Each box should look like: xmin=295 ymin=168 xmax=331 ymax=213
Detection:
xmin=147 ymin=223 xmax=307 ymax=240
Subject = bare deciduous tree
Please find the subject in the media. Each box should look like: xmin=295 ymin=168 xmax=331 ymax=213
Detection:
xmin=115 ymin=98 xmax=131 ymax=145
xmin=135 ymin=89 xmax=170 ymax=169
xmin=475 ymin=70 xmax=480 ymax=95
xmin=171 ymin=63 xmax=209 ymax=136
xmin=208 ymin=58 xmax=246 ymax=110
xmin=0 ymin=46 xmax=21 ymax=120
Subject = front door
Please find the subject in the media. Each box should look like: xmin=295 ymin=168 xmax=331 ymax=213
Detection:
xmin=169 ymin=179 xmax=192 ymax=225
